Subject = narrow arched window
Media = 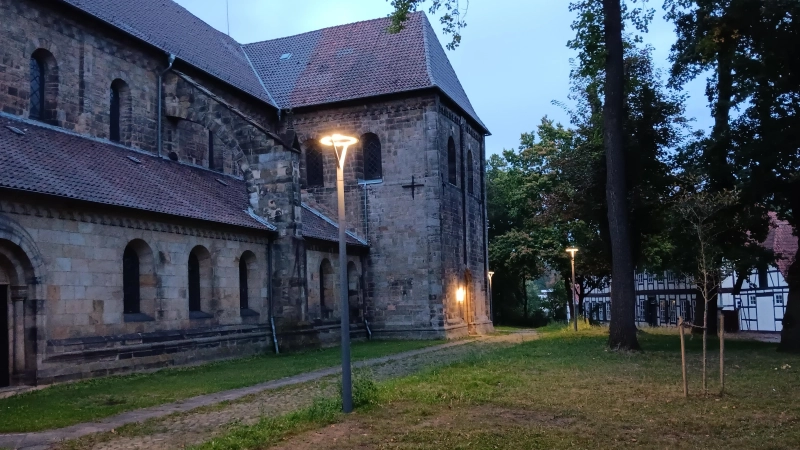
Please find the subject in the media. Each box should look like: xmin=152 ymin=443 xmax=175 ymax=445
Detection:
xmin=188 ymin=252 xmax=201 ymax=312
xmin=447 ymin=137 xmax=457 ymax=185
xmin=29 ymin=56 xmax=45 ymax=120
xmin=467 ymin=150 xmax=474 ymax=195
xmin=306 ymin=143 xmax=324 ymax=187
xmin=123 ymin=245 xmax=141 ymax=314
xmin=320 ymin=259 xmax=334 ymax=319
xmin=239 ymin=257 xmax=249 ymax=310
xmin=110 ymin=84 xmax=121 ymax=142
xmin=361 ymin=133 xmax=382 ymax=181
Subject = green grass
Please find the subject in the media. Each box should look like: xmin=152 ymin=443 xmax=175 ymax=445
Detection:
xmin=200 ymin=326 xmax=800 ymax=449
xmin=0 ymin=339 xmax=442 ymax=433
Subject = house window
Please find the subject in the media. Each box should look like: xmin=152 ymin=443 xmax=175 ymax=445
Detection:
xmin=776 ymin=295 xmax=784 ymax=305
xmin=122 ymin=245 xmax=140 ymax=314
xmin=466 ymin=150 xmax=474 ymax=194
xmin=306 ymin=143 xmax=324 ymax=187
xmin=29 ymin=56 xmax=46 ymax=120
xmin=361 ymin=133 xmax=382 ymax=181
xmin=749 ymin=295 xmax=757 ymax=306
xmin=447 ymin=137 xmax=457 ymax=185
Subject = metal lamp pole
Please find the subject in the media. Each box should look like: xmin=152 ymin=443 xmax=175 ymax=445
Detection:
xmin=321 ymin=134 xmax=358 ymax=413
xmin=566 ymin=248 xmax=579 ymax=331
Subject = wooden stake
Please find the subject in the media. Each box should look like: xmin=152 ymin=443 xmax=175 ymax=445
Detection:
xmin=719 ymin=312 xmax=725 ymax=396
xmin=679 ymin=316 xmax=688 ymax=398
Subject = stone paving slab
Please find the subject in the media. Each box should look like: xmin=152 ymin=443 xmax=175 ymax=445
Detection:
xmin=0 ymin=334 xmax=538 ymax=450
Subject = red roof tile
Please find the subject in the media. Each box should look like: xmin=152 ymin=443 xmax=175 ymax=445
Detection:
xmin=61 ymin=0 xmax=277 ymax=107
xmin=243 ymin=12 xmax=487 ymax=132
xmin=0 ymin=115 xmax=274 ymax=232
xmin=301 ymin=204 xmax=368 ymax=247
xmin=764 ymin=212 xmax=798 ymax=279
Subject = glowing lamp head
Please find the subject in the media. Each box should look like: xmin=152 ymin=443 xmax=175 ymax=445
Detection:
xmin=320 ymin=133 xmax=358 ymax=168
xmin=566 ymin=247 xmax=579 ymax=257
xmin=456 ymin=287 xmax=465 ymax=303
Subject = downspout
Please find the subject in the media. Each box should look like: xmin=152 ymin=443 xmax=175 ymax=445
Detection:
xmin=156 ymin=53 xmax=176 ymax=158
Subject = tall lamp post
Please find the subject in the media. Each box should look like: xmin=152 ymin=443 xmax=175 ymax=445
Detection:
xmin=566 ymin=248 xmax=579 ymax=331
xmin=487 ymin=271 xmax=495 ymax=322
xmin=320 ymin=133 xmax=358 ymax=413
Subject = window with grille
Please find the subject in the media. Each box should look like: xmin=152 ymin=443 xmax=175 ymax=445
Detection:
xmin=29 ymin=56 xmax=45 ymax=120
xmin=122 ymin=245 xmax=140 ymax=314
xmin=361 ymin=133 xmax=382 ymax=181
xmin=447 ymin=137 xmax=457 ymax=185
xmin=466 ymin=150 xmax=474 ymax=194
xmin=110 ymin=84 xmax=121 ymax=142
xmin=306 ymin=143 xmax=324 ymax=187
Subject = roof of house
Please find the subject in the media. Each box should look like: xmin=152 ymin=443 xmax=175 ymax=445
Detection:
xmin=60 ymin=0 xmax=277 ymax=107
xmin=242 ymin=12 xmax=487 ymax=132
xmin=301 ymin=204 xmax=368 ymax=248
xmin=0 ymin=114 xmax=275 ymax=232
xmin=764 ymin=212 xmax=798 ymax=279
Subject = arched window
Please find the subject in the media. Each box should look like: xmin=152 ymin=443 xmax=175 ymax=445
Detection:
xmin=188 ymin=252 xmax=201 ymax=312
xmin=447 ymin=137 xmax=457 ymax=185
xmin=123 ymin=245 xmax=140 ymax=314
xmin=121 ymin=239 xmax=155 ymax=320
xmin=320 ymin=259 xmax=335 ymax=319
xmin=466 ymin=150 xmax=474 ymax=195
xmin=347 ymin=262 xmax=361 ymax=322
xmin=110 ymin=79 xmax=130 ymax=144
xmin=29 ymin=55 xmax=46 ymax=120
xmin=306 ymin=142 xmax=324 ymax=188
xmin=188 ymin=246 xmax=212 ymax=316
xmin=239 ymin=251 xmax=258 ymax=311
xmin=361 ymin=133 xmax=382 ymax=181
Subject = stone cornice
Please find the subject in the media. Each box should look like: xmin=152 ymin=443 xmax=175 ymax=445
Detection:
xmin=0 ymin=199 xmax=269 ymax=244
xmin=292 ymin=102 xmax=429 ymax=126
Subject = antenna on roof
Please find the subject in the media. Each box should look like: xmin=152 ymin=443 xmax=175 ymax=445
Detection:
xmin=226 ymin=0 xmax=230 ymax=36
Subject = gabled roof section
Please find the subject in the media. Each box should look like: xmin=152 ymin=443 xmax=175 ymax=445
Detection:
xmin=60 ymin=0 xmax=277 ymax=108
xmin=301 ymin=204 xmax=369 ymax=248
xmin=0 ymin=114 xmax=275 ymax=232
xmin=763 ymin=213 xmax=798 ymax=279
xmin=243 ymin=12 xmax=487 ymax=133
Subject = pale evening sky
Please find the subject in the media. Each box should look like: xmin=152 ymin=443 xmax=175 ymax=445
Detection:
xmin=174 ymin=0 xmax=712 ymax=155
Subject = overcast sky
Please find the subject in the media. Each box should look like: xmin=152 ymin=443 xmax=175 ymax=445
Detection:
xmin=174 ymin=0 xmax=712 ymax=155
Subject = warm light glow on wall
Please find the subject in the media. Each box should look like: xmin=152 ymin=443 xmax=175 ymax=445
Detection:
xmin=456 ymin=286 xmax=465 ymax=303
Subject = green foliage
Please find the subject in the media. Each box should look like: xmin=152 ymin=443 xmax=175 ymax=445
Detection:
xmin=386 ymin=0 xmax=467 ymax=50
xmin=0 ymin=340 xmax=442 ymax=433
xmin=350 ymin=368 xmax=379 ymax=408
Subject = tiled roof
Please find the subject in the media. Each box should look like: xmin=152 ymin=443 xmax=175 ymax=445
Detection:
xmin=60 ymin=0 xmax=277 ymax=107
xmin=763 ymin=212 xmax=798 ymax=279
xmin=301 ymin=204 xmax=368 ymax=248
xmin=0 ymin=115 xmax=275 ymax=232
xmin=243 ymin=12 xmax=487 ymax=132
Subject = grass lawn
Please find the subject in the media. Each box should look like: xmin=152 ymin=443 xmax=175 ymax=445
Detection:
xmin=199 ymin=326 xmax=800 ymax=450
xmin=0 ymin=339 xmax=443 ymax=433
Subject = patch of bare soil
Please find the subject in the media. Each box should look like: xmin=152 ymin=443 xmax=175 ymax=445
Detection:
xmin=269 ymin=404 xmax=573 ymax=450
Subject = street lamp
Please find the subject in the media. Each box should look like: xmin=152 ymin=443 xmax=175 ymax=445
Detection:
xmin=566 ymin=247 xmax=578 ymax=331
xmin=320 ymin=133 xmax=358 ymax=413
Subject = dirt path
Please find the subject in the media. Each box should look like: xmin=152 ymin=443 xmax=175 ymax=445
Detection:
xmin=0 ymin=331 xmax=537 ymax=450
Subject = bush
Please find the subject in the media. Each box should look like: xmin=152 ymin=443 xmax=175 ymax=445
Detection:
xmin=350 ymin=368 xmax=379 ymax=408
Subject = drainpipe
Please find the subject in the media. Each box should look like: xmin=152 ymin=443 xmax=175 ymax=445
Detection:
xmin=157 ymin=54 xmax=176 ymax=157
xmin=268 ymin=239 xmax=279 ymax=354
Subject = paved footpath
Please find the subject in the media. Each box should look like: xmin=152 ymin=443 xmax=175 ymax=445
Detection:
xmin=0 ymin=331 xmax=538 ymax=450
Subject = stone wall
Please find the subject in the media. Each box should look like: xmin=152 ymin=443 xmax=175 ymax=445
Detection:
xmin=305 ymin=242 xmax=365 ymax=323
xmin=291 ymin=95 xmax=449 ymax=338
xmin=0 ymin=195 xmax=272 ymax=382
xmin=0 ymin=0 xmax=279 ymax=156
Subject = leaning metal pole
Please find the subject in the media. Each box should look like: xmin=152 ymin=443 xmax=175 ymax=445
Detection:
xmin=571 ymin=254 xmax=578 ymax=332
xmin=335 ymin=145 xmax=353 ymax=413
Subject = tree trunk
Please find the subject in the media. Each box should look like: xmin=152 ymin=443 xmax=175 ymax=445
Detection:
xmin=603 ymin=0 xmax=640 ymax=350
xmin=778 ymin=194 xmax=800 ymax=352
xmin=522 ymin=278 xmax=529 ymax=320
xmin=709 ymin=42 xmax=735 ymax=190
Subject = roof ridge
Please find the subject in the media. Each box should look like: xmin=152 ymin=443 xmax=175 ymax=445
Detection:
xmin=420 ymin=12 xmax=435 ymax=87
xmin=242 ymin=10 xmax=425 ymax=46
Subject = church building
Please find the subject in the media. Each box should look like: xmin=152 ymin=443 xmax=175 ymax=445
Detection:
xmin=0 ymin=0 xmax=491 ymax=387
